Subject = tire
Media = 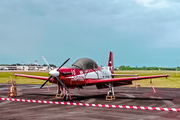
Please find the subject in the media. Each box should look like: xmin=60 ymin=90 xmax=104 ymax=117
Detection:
xmin=64 ymin=95 xmax=69 ymax=101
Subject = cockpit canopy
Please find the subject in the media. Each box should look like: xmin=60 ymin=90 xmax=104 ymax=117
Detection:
xmin=72 ymin=58 xmax=98 ymax=71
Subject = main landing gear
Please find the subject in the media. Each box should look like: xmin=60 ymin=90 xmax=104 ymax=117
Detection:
xmin=106 ymin=83 xmax=116 ymax=100
xmin=55 ymin=83 xmax=72 ymax=101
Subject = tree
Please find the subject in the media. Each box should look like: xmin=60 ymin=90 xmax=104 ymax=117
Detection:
xmin=119 ymin=65 xmax=126 ymax=70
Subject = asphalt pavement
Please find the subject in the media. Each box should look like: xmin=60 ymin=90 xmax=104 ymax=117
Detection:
xmin=0 ymin=84 xmax=180 ymax=120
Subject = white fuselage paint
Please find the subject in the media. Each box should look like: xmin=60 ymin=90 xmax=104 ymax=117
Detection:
xmin=69 ymin=67 xmax=112 ymax=81
xmin=85 ymin=67 xmax=111 ymax=79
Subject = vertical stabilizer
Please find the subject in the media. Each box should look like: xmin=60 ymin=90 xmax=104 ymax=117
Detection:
xmin=108 ymin=51 xmax=114 ymax=74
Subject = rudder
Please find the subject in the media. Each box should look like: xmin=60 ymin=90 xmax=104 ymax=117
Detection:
xmin=108 ymin=51 xmax=114 ymax=74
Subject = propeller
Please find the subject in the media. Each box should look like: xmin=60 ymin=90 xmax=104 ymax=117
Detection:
xmin=57 ymin=58 xmax=70 ymax=71
xmin=40 ymin=76 xmax=52 ymax=89
xmin=56 ymin=76 xmax=68 ymax=90
xmin=40 ymin=58 xmax=70 ymax=89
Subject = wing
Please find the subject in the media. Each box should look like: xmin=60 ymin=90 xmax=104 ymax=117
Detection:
xmin=13 ymin=74 xmax=54 ymax=81
xmin=86 ymin=75 xmax=169 ymax=85
xmin=111 ymin=74 xmax=138 ymax=77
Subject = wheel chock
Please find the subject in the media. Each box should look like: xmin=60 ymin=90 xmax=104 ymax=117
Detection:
xmin=112 ymin=96 xmax=116 ymax=100
xmin=55 ymin=94 xmax=64 ymax=98
xmin=106 ymin=95 xmax=116 ymax=100
xmin=10 ymin=92 xmax=15 ymax=98
xmin=106 ymin=96 xmax=112 ymax=100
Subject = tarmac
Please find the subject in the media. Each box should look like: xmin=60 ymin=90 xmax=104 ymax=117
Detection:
xmin=0 ymin=84 xmax=180 ymax=120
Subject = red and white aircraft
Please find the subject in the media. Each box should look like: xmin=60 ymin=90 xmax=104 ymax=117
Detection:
xmin=14 ymin=52 xmax=169 ymax=101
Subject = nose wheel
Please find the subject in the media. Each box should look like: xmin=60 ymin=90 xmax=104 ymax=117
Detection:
xmin=64 ymin=94 xmax=70 ymax=101
xmin=55 ymin=84 xmax=64 ymax=98
xmin=56 ymin=83 xmax=72 ymax=101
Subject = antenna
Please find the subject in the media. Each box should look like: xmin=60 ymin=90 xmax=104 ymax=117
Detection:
xmin=35 ymin=60 xmax=38 ymax=66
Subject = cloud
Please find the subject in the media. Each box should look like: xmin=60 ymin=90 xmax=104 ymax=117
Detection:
xmin=136 ymin=0 xmax=169 ymax=8
xmin=1 ymin=0 xmax=180 ymax=48
xmin=1 ymin=0 xmax=180 ymax=66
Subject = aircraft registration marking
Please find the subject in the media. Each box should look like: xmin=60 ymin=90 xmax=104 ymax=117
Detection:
xmin=71 ymin=69 xmax=85 ymax=81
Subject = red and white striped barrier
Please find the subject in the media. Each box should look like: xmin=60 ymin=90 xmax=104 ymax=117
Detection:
xmin=0 ymin=97 xmax=180 ymax=112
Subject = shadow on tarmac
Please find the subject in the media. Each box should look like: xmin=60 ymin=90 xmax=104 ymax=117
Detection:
xmin=71 ymin=94 xmax=173 ymax=101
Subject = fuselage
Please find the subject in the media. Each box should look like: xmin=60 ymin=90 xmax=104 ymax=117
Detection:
xmin=49 ymin=66 xmax=112 ymax=87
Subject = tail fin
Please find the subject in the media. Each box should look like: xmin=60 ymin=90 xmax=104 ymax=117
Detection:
xmin=108 ymin=51 xmax=114 ymax=74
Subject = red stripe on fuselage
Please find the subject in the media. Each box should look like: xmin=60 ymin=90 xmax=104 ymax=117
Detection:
xmin=57 ymin=66 xmax=103 ymax=87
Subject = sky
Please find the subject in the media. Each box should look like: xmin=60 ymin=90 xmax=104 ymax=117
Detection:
xmin=1 ymin=0 xmax=180 ymax=67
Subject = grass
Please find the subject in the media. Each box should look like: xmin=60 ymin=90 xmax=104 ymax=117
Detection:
xmin=0 ymin=71 xmax=49 ymax=84
xmin=114 ymin=70 xmax=180 ymax=88
xmin=0 ymin=70 xmax=180 ymax=88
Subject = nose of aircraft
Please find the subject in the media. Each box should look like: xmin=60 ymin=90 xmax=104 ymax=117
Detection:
xmin=49 ymin=69 xmax=59 ymax=77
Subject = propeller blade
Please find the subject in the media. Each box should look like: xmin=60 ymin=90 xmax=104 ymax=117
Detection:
xmin=40 ymin=76 xmax=52 ymax=89
xmin=56 ymin=76 xmax=68 ymax=90
xmin=57 ymin=58 xmax=70 ymax=71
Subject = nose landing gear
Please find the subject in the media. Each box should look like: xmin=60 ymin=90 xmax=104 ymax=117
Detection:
xmin=55 ymin=83 xmax=72 ymax=101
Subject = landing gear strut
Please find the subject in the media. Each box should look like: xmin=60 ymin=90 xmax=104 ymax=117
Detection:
xmin=63 ymin=88 xmax=72 ymax=101
xmin=106 ymin=83 xmax=115 ymax=100
xmin=55 ymin=83 xmax=72 ymax=101
xmin=55 ymin=83 xmax=64 ymax=98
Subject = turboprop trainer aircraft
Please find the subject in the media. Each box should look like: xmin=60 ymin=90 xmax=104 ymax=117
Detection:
xmin=13 ymin=52 xmax=169 ymax=101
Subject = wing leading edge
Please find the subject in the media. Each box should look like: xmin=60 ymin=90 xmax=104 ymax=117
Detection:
xmin=13 ymin=74 xmax=54 ymax=81
xmin=86 ymin=75 xmax=169 ymax=85
xmin=13 ymin=74 xmax=169 ymax=85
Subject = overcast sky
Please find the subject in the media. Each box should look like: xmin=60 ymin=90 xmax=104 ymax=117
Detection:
xmin=1 ymin=0 xmax=180 ymax=67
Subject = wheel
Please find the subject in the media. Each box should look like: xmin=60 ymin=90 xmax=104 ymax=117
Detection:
xmin=64 ymin=95 xmax=70 ymax=101
xmin=57 ymin=90 xmax=61 ymax=94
